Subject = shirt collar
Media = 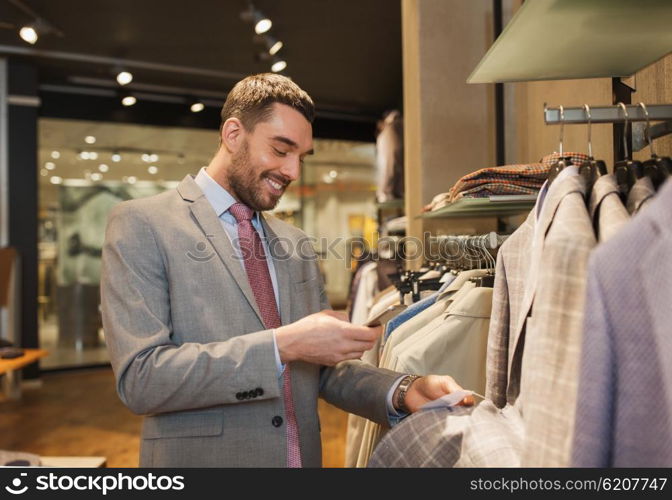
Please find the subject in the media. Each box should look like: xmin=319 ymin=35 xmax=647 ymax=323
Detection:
xmin=194 ymin=167 xmax=260 ymax=222
xmin=534 ymin=164 xmax=578 ymax=221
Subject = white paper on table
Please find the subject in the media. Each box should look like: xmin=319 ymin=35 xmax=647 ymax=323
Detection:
xmin=420 ymin=390 xmax=473 ymax=411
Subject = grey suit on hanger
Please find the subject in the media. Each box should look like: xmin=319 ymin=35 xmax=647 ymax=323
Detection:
xmin=101 ymin=174 xmax=401 ymax=467
xmin=588 ymin=174 xmax=629 ymax=243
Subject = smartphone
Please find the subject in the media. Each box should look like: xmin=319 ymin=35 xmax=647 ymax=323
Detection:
xmin=365 ymin=304 xmax=407 ymax=327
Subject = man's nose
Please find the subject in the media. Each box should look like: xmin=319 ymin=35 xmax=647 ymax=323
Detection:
xmin=280 ymin=157 xmax=301 ymax=182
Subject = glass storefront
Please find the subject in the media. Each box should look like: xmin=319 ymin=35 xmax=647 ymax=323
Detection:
xmin=37 ymin=118 xmax=376 ymax=369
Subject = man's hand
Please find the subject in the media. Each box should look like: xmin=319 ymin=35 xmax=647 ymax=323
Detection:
xmin=275 ymin=310 xmax=382 ymax=366
xmin=395 ymin=375 xmax=475 ymax=414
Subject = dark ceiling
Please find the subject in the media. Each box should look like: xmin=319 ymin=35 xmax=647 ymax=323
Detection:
xmin=0 ymin=0 xmax=403 ymax=120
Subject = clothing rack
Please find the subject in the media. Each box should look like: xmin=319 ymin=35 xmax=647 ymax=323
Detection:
xmin=544 ymin=104 xmax=672 ymax=155
xmin=428 ymin=231 xmax=508 ymax=250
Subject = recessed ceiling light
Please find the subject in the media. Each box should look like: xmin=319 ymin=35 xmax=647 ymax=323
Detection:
xmin=190 ymin=102 xmax=205 ymax=113
xmin=329 ymin=170 xmax=338 ymax=178
xmin=98 ymin=164 xmax=109 ymax=172
xmin=91 ymin=172 xmax=103 ymax=181
xmin=111 ymin=153 xmax=121 ymax=162
xmin=45 ymin=162 xmax=56 ymax=170
xmin=122 ymin=95 xmax=136 ymax=106
xmin=269 ymin=39 xmax=283 ymax=56
xmin=127 ymin=176 xmax=137 ymax=184
xmin=79 ymin=151 xmax=90 ymax=160
xmin=89 ymin=152 xmax=98 ymax=160
xmin=148 ymin=166 xmax=158 ymax=175
xmin=50 ymin=151 xmax=60 ymax=159
xmin=116 ymin=71 xmax=133 ymax=86
xmin=85 ymin=135 xmax=96 ymax=144
xmin=150 ymin=154 xmax=159 ymax=162
xmin=50 ymin=176 xmax=63 ymax=185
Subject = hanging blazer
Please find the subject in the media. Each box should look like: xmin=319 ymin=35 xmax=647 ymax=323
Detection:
xmin=588 ymin=174 xmax=629 ymax=243
xmin=573 ymin=179 xmax=672 ymax=467
xmin=370 ymin=171 xmax=595 ymax=468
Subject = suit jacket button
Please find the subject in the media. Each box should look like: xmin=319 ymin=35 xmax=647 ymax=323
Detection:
xmin=255 ymin=387 xmax=264 ymax=396
xmin=236 ymin=392 xmax=244 ymax=400
xmin=242 ymin=391 xmax=249 ymax=399
xmin=249 ymin=389 xmax=257 ymax=398
xmin=272 ymin=416 xmax=283 ymax=427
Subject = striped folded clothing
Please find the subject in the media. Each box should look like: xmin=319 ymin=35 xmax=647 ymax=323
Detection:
xmin=422 ymin=152 xmax=591 ymax=211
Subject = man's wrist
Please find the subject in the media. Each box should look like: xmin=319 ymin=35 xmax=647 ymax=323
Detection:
xmin=393 ymin=375 xmax=421 ymax=413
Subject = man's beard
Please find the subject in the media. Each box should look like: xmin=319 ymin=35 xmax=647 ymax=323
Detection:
xmin=227 ymin=140 xmax=284 ymax=211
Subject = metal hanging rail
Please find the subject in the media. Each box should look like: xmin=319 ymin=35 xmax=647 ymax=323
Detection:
xmin=544 ymin=104 xmax=672 ymax=124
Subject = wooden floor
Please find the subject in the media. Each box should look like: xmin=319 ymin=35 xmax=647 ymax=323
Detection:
xmin=0 ymin=368 xmax=349 ymax=467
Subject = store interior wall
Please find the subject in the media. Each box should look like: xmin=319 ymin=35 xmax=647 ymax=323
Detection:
xmin=402 ymin=0 xmax=497 ymax=268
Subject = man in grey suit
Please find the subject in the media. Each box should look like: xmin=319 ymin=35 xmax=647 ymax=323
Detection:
xmin=101 ymin=73 xmax=470 ymax=467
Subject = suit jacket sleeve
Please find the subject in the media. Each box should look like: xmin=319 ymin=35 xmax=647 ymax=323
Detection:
xmin=310 ymin=253 xmax=401 ymax=427
xmin=101 ymin=203 xmax=281 ymax=416
xmin=485 ymin=250 xmax=510 ymax=408
xmin=571 ymin=254 xmax=614 ymax=466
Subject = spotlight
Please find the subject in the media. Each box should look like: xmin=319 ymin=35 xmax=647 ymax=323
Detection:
xmin=116 ymin=71 xmax=133 ymax=86
xmin=50 ymin=176 xmax=63 ymax=185
xmin=91 ymin=172 xmax=103 ymax=181
xmin=121 ymin=95 xmax=136 ymax=106
xmin=50 ymin=150 xmax=60 ymax=159
xmin=148 ymin=166 xmax=158 ymax=175
xmin=190 ymin=101 xmax=204 ymax=113
xmin=241 ymin=4 xmax=272 ymax=35
xmin=19 ymin=24 xmax=37 ymax=44
xmin=45 ymin=162 xmax=55 ymax=170
xmin=266 ymin=37 xmax=283 ymax=55
xmin=111 ymin=152 xmax=121 ymax=162
xmin=85 ymin=135 xmax=96 ymax=144
xmin=127 ymin=176 xmax=137 ymax=184
xmin=271 ymin=59 xmax=287 ymax=73
xmin=98 ymin=164 xmax=109 ymax=173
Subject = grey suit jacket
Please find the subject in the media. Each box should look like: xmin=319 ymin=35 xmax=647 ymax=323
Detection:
xmin=573 ymin=179 xmax=672 ymax=467
xmin=100 ymin=174 xmax=401 ymax=467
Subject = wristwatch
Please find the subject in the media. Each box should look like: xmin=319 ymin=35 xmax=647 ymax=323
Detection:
xmin=395 ymin=374 xmax=421 ymax=414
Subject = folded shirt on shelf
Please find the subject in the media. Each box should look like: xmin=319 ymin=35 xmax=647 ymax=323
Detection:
xmin=423 ymin=152 xmax=591 ymax=211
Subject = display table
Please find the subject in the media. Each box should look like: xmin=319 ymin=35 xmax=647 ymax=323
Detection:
xmin=0 ymin=349 xmax=49 ymax=400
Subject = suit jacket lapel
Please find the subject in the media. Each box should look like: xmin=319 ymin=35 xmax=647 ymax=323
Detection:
xmin=178 ymin=175 xmax=265 ymax=326
xmin=507 ymin=174 xmax=586 ymax=385
xmin=260 ymin=213 xmax=293 ymax=326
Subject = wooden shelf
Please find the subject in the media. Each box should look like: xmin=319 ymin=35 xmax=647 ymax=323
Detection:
xmin=376 ymin=199 xmax=405 ymax=210
xmin=419 ymin=195 xmax=536 ymax=219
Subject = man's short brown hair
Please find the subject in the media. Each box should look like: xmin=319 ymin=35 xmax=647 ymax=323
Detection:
xmin=220 ymin=73 xmax=315 ymax=132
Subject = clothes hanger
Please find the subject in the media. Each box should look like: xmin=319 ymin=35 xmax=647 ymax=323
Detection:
xmin=578 ymin=104 xmax=607 ymax=194
xmin=638 ymin=102 xmax=671 ymax=190
xmin=613 ymin=102 xmax=642 ymax=198
xmin=547 ymin=105 xmax=573 ymax=186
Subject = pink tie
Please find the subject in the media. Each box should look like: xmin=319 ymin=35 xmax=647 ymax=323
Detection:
xmin=229 ymin=202 xmax=302 ymax=468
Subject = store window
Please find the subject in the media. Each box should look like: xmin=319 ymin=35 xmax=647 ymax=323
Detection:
xmin=37 ymin=118 xmax=375 ymax=369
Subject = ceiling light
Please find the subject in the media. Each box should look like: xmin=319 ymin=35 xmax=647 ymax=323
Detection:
xmin=40 ymin=169 xmax=48 ymax=177
xmin=50 ymin=150 xmax=60 ymax=159
xmin=90 ymin=172 xmax=103 ymax=181
xmin=121 ymin=95 xmax=136 ymax=106
xmin=190 ymin=101 xmax=204 ymax=113
xmin=19 ymin=25 xmax=37 ymax=44
xmin=89 ymin=152 xmax=98 ymax=160
xmin=267 ymin=37 xmax=283 ymax=55
xmin=150 ymin=154 xmax=159 ymax=162
xmin=116 ymin=71 xmax=133 ymax=86
xmin=50 ymin=176 xmax=62 ymax=185
xmin=141 ymin=153 xmax=150 ymax=162
xmin=111 ymin=153 xmax=121 ymax=162
xmin=98 ymin=164 xmax=109 ymax=173
xmin=127 ymin=176 xmax=137 ymax=184
xmin=148 ymin=166 xmax=158 ymax=175
xmin=329 ymin=170 xmax=338 ymax=178
xmin=85 ymin=135 xmax=96 ymax=144
xmin=79 ymin=151 xmax=90 ymax=160
xmin=45 ymin=162 xmax=55 ymax=170
xmin=271 ymin=59 xmax=287 ymax=73
xmin=255 ymin=17 xmax=272 ymax=34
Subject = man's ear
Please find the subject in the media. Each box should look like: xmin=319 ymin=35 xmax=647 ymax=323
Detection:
xmin=221 ymin=118 xmax=245 ymax=152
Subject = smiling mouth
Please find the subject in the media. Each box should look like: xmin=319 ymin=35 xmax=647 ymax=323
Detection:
xmin=264 ymin=176 xmax=287 ymax=195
